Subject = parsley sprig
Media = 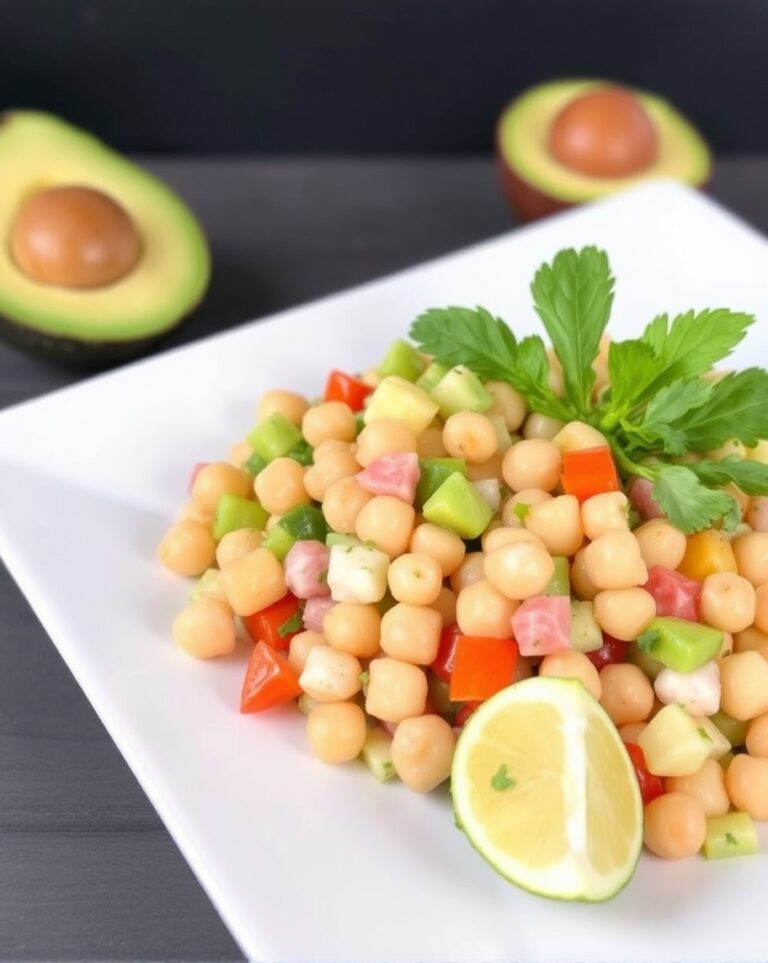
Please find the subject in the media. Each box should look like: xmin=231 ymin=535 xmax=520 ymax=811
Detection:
xmin=410 ymin=246 xmax=768 ymax=533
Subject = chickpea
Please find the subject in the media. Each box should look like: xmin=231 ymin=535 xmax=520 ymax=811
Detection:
xmin=257 ymin=388 xmax=309 ymax=427
xmin=431 ymin=586 xmax=457 ymax=625
xmin=387 ymin=553 xmax=443 ymax=606
xmin=219 ymin=547 xmax=287 ymax=616
xmin=733 ymin=625 xmax=768 ymax=658
xmin=380 ymin=603 xmax=442 ymax=664
xmin=725 ymin=754 xmax=768 ymax=819
xmin=618 ymin=722 xmax=647 ymax=744
xmin=307 ymin=702 xmax=367 ymax=764
xmin=700 ymin=572 xmax=756 ymax=634
xmin=540 ymin=651 xmax=601 ymax=700
xmin=643 ymin=793 xmax=707 ymax=859
xmin=215 ymin=528 xmax=263 ymax=568
xmin=304 ymin=449 xmax=360 ymax=502
xmin=594 ymin=588 xmax=656 ymax=642
xmin=748 ymin=496 xmax=768 ymax=532
xmin=410 ymin=523 xmax=465 ymax=577
xmin=719 ymin=651 xmax=768 ymax=720
xmin=191 ymin=462 xmax=252 ymax=514
xmin=756 ymin=583 xmax=768 ymax=633
xmin=416 ymin=424 xmax=448 ymax=458
xmin=322 ymin=476 xmax=374 ymax=534
xmin=522 ymin=413 xmax=565 ymax=441
xmin=302 ymin=401 xmax=357 ymax=447
xmin=465 ymin=451 xmax=504 ymax=482
xmin=547 ymin=349 xmax=564 ymax=396
xmin=502 ymin=439 xmax=562 ymax=492
xmin=288 ymin=630 xmax=326 ymax=674
xmin=552 ymin=420 xmax=609 ymax=453
xmin=599 ymin=663 xmax=655 ymax=725
xmin=665 ymin=759 xmax=730 ymax=817
xmin=749 ymin=440 xmax=768 ymax=464
xmin=177 ymin=500 xmax=213 ymax=527
xmin=500 ymin=488 xmax=552 ymax=528
xmin=228 ymin=438 xmax=253 ymax=469
xmin=708 ymin=439 xmax=749 ymax=462
xmin=299 ymin=645 xmax=362 ymax=703
xmin=442 ymin=411 xmax=498 ymax=463
xmin=356 ymin=418 xmax=417 ymax=467
xmin=484 ymin=540 xmax=555 ymax=600
xmin=456 ymin=580 xmax=518 ymax=639
xmin=733 ymin=531 xmax=768 ymax=586
xmin=746 ymin=712 xmax=768 ymax=758
xmin=581 ymin=492 xmax=630 ymax=541
xmin=483 ymin=526 xmax=544 ymax=553
xmin=254 ymin=457 xmax=309 ymax=515
xmin=584 ymin=531 xmax=648 ymax=590
xmin=449 ymin=552 xmax=486 ymax=594
xmin=365 ymin=657 xmax=428 ymax=723
xmin=172 ymin=598 xmax=236 ymax=659
xmin=525 ymin=495 xmax=584 ymax=557
xmin=570 ymin=548 xmax=600 ymax=601
xmin=158 ymin=519 xmax=216 ymax=577
xmin=312 ymin=438 xmax=350 ymax=461
xmin=634 ymin=519 xmax=687 ymax=571
xmin=486 ymin=381 xmax=526 ymax=431
xmin=390 ymin=715 xmax=456 ymax=792
xmin=322 ymin=603 xmax=381 ymax=658
xmin=355 ymin=495 xmax=415 ymax=558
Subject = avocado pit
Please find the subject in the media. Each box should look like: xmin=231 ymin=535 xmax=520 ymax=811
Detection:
xmin=9 ymin=185 xmax=142 ymax=289
xmin=549 ymin=87 xmax=658 ymax=178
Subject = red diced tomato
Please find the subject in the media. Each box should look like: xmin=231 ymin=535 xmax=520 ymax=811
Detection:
xmin=324 ymin=370 xmax=374 ymax=411
xmin=240 ymin=641 xmax=302 ymax=713
xmin=511 ymin=595 xmax=571 ymax=657
xmin=628 ymin=477 xmax=664 ymax=520
xmin=625 ymin=742 xmax=664 ymax=804
xmin=431 ymin=624 xmax=461 ymax=684
xmin=644 ymin=565 xmax=701 ymax=622
xmin=560 ymin=446 xmax=621 ymax=502
xmin=586 ymin=633 xmax=627 ymax=671
xmin=242 ymin=593 xmax=302 ymax=651
xmin=455 ymin=701 xmax=482 ymax=728
xmin=449 ymin=636 xmax=518 ymax=702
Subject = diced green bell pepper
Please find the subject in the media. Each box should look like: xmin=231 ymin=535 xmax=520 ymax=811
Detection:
xmin=543 ymin=556 xmax=570 ymax=596
xmin=423 ymin=471 xmax=493 ymax=539
xmin=378 ymin=338 xmax=425 ymax=382
xmin=247 ymin=413 xmax=303 ymax=462
xmin=262 ymin=525 xmax=295 ymax=562
xmin=703 ymin=812 xmax=759 ymax=859
xmin=637 ymin=617 xmax=724 ymax=674
xmin=286 ymin=439 xmax=314 ymax=466
xmin=212 ymin=494 xmax=269 ymax=539
xmin=416 ymin=457 xmax=466 ymax=509
xmin=279 ymin=504 xmax=328 ymax=543
xmin=243 ymin=451 xmax=268 ymax=476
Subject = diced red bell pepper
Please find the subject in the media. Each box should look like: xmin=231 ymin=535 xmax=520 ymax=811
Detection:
xmin=586 ymin=633 xmax=627 ymax=672
xmin=324 ymin=370 xmax=374 ymax=412
xmin=449 ymin=636 xmax=518 ymax=702
xmin=644 ymin=565 xmax=701 ymax=622
xmin=431 ymin=624 xmax=461 ymax=684
xmin=455 ymin=701 xmax=482 ymax=728
xmin=240 ymin=641 xmax=302 ymax=713
xmin=560 ymin=446 xmax=621 ymax=502
xmin=625 ymin=742 xmax=664 ymax=804
xmin=242 ymin=592 xmax=302 ymax=652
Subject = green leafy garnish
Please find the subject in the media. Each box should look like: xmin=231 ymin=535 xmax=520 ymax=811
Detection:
xmin=359 ymin=671 xmax=370 ymax=686
xmin=697 ymin=726 xmax=713 ymax=743
xmin=409 ymin=246 xmax=768 ymax=533
xmin=490 ymin=764 xmax=517 ymax=792
xmin=725 ymin=832 xmax=738 ymax=846
xmin=513 ymin=502 xmax=530 ymax=522
xmin=277 ymin=612 xmax=303 ymax=638
xmin=637 ymin=629 xmax=660 ymax=654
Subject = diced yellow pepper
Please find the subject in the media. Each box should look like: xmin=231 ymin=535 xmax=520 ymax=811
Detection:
xmin=677 ymin=529 xmax=737 ymax=582
xmin=638 ymin=704 xmax=712 ymax=776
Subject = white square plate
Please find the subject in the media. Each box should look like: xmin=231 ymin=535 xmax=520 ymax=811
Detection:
xmin=1 ymin=181 xmax=767 ymax=963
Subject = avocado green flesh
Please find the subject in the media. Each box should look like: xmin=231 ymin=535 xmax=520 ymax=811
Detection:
xmin=497 ymin=80 xmax=711 ymax=203
xmin=0 ymin=112 xmax=210 ymax=345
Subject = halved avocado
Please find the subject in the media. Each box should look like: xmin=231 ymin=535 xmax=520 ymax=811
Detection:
xmin=0 ymin=112 xmax=210 ymax=364
xmin=497 ymin=80 xmax=711 ymax=222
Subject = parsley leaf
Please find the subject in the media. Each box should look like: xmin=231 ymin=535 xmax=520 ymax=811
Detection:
xmin=490 ymin=763 xmax=517 ymax=792
xmin=513 ymin=502 xmax=530 ymax=522
xmin=650 ymin=465 xmax=740 ymax=533
xmin=621 ymin=379 xmax=716 ymax=455
xmin=686 ymin=457 xmax=768 ymax=496
xmin=674 ymin=369 xmax=768 ymax=451
xmin=605 ymin=340 xmax=659 ymax=420
xmin=531 ymin=246 xmax=614 ymax=416
xmin=637 ymin=628 xmax=660 ymax=653
xmin=277 ymin=611 xmax=303 ymax=638
xmin=359 ymin=671 xmax=370 ymax=686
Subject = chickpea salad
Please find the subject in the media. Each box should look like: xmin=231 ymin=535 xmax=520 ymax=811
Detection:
xmin=158 ymin=246 xmax=768 ymax=902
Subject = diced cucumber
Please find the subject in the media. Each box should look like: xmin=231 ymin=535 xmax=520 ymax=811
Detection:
xmin=326 ymin=532 xmax=362 ymax=549
xmin=638 ymin=617 xmax=723 ymax=673
xmin=416 ymin=361 xmax=449 ymax=393
xmin=378 ymin=339 xmax=426 ymax=382
xmin=286 ymin=439 xmax=314 ymax=466
xmin=212 ymin=494 xmax=269 ymax=539
xmin=691 ymin=715 xmax=731 ymax=761
xmin=188 ymin=568 xmax=225 ymax=602
xmin=703 ymin=812 xmax=759 ymax=859
xmin=243 ymin=451 xmax=267 ymax=476
xmin=570 ymin=600 xmax=603 ymax=653
xmin=488 ymin=414 xmax=513 ymax=452
xmin=710 ymin=709 xmax=749 ymax=748
xmin=544 ymin=556 xmax=570 ymax=596
xmin=638 ymin=704 xmax=712 ymax=776
xmin=423 ymin=471 xmax=493 ymax=539
xmin=471 ymin=478 xmax=501 ymax=512
xmin=364 ymin=376 xmax=439 ymax=436
xmin=362 ymin=728 xmax=397 ymax=782
xmin=416 ymin=457 xmax=466 ymax=509
xmin=247 ymin=413 xmax=303 ymax=462
xmin=262 ymin=525 xmax=295 ymax=562
xmin=429 ymin=365 xmax=492 ymax=418
xmin=279 ymin=504 xmax=328 ymax=543
xmin=428 ymin=673 xmax=455 ymax=719
xmin=627 ymin=641 xmax=664 ymax=680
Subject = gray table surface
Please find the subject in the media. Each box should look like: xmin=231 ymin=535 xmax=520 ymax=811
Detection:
xmin=2 ymin=156 xmax=768 ymax=962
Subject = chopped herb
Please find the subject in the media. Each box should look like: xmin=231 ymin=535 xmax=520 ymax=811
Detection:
xmin=697 ymin=726 xmax=713 ymax=742
xmin=725 ymin=832 xmax=738 ymax=846
xmin=318 ymin=569 xmax=328 ymax=584
xmin=383 ymin=761 xmax=395 ymax=776
xmin=359 ymin=670 xmax=370 ymax=686
xmin=277 ymin=611 xmax=303 ymax=638
xmin=637 ymin=629 xmax=660 ymax=653
xmin=513 ymin=502 xmax=530 ymax=522
xmin=490 ymin=763 xmax=517 ymax=792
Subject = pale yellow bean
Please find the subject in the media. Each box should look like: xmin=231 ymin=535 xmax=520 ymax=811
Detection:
xmin=365 ymin=657 xmax=428 ymax=723
xmin=323 ymin=603 xmax=381 ymax=658
xmin=191 ymin=462 xmax=252 ymax=514
xmin=254 ymin=457 xmax=309 ymax=515
xmin=525 ymin=494 xmax=584 ymax=557
xmin=581 ymin=492 xmax=630 ymax=541
xmin=486 ymin=381 xmax=527 ymax=432
xmin=431 ymin=586 xmax=457 ymax=625
xmin=756 ymin=583 xmax=768 ymax=633
xmin=410 ymin=523 xmax=465 ymax=577
xmin=599 ymin=663 xmax=655 ymax=725
xmin=304 ymin=449 xmax=360 ymax=501
xmin=719 ymin=651 xmax=768 ymax=720
xmin=356 ymin=419 xmax=417 ymax=467
xmin=288 ymin=630 xmax=326 ymax=674
xmin=540 ymin=651 xmax=601 ymax=700
xmin=219 ymin=548 xmax=287 ymax=616
xmin=307 ymin=702 xmax=367 ymax=763
xmin=355 ymin=495 xmax=415 ymax=558
xmin=387 ymin=553 xmax=443 ymax=605
xmin=522 ymin=413 xmax=565 ymax=441
xmin=552 ymin=419 xmax=609 ymax=453
xmin=302 ymin=401 xmax=357 ymax=447
xmin=643 ymin=793 xmax=706 ymax=859
xmin=484 ymin=540 xmax=555 ymax=600
xmin=257 ymin=389 xmax=309 ymax=426
xmin=733 ymin=531 xmax=768 ymax=586
xmin=442 ymin=411 xmax=498 ymax=464
xmin=456 ymin=580 xmax=518 ymax=639
xmin=390 ymin=715 xmax=456 ymax=792
xmin=700 ymin=572 xmax=756 ymax=634
xmin=158 ymin=519 xmax=217 ymax=577
xmin=665 ymin=759 xmax=730 ymax=817
xmin=322 ymin=476 xmax=374 ymax=534
xmin=584 ymin=530 xmax=648 ymax=589
xmin=416 ymin=424 xmax=448 ymax=458
xmin=746 ymin=712 xmax=768 ymax=758
xmin=500 ymin=488 xmax=552 ymax=528
xmin=449 ymin=552 xmax=486 ymax=594
xmin=594 ymin=588 xmax=656 ymax=642
xmin=502 ymin=439 xmax=562 ymax=492
xmin=571 ymin=548 xmax=600 ymax=601
xmin=725 ymin=754 xmax=768 ymax=819
xmin=172 ymin=598 xmax=236 ymax=659
xmin=634 ymin=519 xmax=687 ymax=570
xmin=227 ymin=439 xmax=253 ymax=469
xmin=380 ymin=603 xmax=442 ymax=664
xmin=215 ymin=528 xmax=263 ymax=568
